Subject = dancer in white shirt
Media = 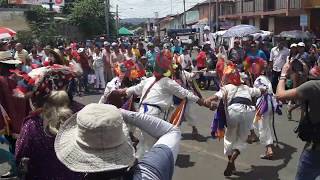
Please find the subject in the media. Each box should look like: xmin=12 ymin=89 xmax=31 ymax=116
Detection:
xmin=118 ymin=51 xmax=208 ymax=158
xmin=205 ymin=63 xmax=265 ymax=176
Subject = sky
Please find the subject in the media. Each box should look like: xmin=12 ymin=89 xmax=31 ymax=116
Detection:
xmin=110 ymin=0 xmax=205 ymax=19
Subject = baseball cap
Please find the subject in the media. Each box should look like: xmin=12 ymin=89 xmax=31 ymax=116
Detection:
xmin=297 ymin=42 xmax=305 ymax=47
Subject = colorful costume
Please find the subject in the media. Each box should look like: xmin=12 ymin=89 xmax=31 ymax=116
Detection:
xmin=253 ymin=75 xmax=281 ymax=146
xmin=214 ymin=64 xmax=262 ymax=155
xmin=126 ymin=53 xmax=200 ymax=158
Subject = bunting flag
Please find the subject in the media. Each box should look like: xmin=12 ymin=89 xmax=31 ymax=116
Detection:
xmin=254 ymin=94 xmax=269 ymax=122
xmin=170 ymin=99 xmax=187 ymax=127
xmin=211 ymin=101 xmax=227 ymax=140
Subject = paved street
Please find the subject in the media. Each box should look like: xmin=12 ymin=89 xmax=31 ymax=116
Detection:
xmin=0 ymin=91 xmax=304 ymax=180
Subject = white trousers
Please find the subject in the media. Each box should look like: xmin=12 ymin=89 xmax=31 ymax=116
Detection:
xmin=224 ymin=105 xmax=255 ymax=156
xmin=136 ymin=106 xmax=165 ymax=159
xmin=94 ymin=67 xmax=105 ymax=89
xmin=183 ymin=101 xmax=197 ymax=127
xmin=253 ymin=111 xmax=274 ymax=146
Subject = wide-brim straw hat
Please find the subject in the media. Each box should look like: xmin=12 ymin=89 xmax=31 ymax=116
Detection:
xmin=0 ymin=51 xmax=21 ymax=64
xmin=55 ymin=104 xmax=135 ymax=173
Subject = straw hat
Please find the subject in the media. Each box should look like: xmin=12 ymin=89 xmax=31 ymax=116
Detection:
xmin=0 ymin=51 xmax=21 ymax=64
xmin=55 ymin=103 xmax=135 ymax=173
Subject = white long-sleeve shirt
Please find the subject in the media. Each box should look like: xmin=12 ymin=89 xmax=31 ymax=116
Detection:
xmin=126 ymin=76 xmax=199 ymax=111
xmin=215 ymin=84 xmax=261 ymax=105
xmin=98 ymin=77 xmax=122 ymax=104
xmin=120 ymin=109 xmax=181 ymax=179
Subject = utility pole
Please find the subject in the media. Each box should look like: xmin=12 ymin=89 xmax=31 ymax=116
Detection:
xmin=48 ymin=0 xmax=54 ymax=21
xmin=183 ymin=0 xmax=186 ymax=28
xmin=215 ymin=0 xmax=219 ymax=32
xmin=209 ymin=0 xmax=212 ymax=31
xmin=170 ymin=0 xmax=173 ymax=15
xmin=105 ymin=0 xmax=110 ymax=37
xmin=116 ymin=4 xmax=119 ymax=38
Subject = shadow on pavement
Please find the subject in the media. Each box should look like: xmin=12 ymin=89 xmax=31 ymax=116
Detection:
xmin=226 ymin=142 xmax=297 ymax=180
xmin=181 ymin=133 xmax=211 ymax=142
xmin=175 ymin=154 xmax=195 ymax=168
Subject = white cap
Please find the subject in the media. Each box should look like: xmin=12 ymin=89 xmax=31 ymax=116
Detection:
xmin=205 ymin=41 xmax=211 ymax=45
xmin=290 ymin=43 xmax=298 ymax=48
xmin=204 ymin=26 xmax=210 ymax=31
xmin=103 ymin=41 xmax=110 ymax=46
xmin=77 ymin=48 xmax=85 ymax=53
xmin=297 ymin=42 xmax=305 ymax=47
xmin=111 ymin=42 xmax=118 ymax=47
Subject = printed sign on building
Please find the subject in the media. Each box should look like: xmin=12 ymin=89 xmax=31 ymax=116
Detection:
xmin=8 ymin=0 xmax=64 ymax=6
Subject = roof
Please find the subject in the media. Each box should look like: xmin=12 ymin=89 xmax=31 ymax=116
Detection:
xmin=118 ymin=27 xmax=133 ymax=36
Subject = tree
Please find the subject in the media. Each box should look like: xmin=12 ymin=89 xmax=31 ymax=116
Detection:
xmin=20 ymin=6 xmax=58 ymax=46
xmin=69 ymin=0 xmax=115 ymax=38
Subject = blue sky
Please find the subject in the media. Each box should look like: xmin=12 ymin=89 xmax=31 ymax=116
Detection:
xmin=110 ymin=0 xmax=204 ymax=19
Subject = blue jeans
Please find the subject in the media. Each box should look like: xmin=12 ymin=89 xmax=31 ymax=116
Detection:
xmin=296 ymin=144 xmax=320 ymax=180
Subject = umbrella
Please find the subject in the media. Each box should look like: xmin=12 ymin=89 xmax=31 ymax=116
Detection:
xmin=223 ymin=24 xmax=260 ymax=38
xmin=276 ymin=30 xmax=315 ymax=40
xmin=0 ymin=27 xmax=16 ymax=39
xmin=118 ymin=27 xmax=134 ymax=36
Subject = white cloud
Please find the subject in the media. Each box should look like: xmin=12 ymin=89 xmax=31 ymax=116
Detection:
xmin=110 ymin=0 xmax=204 ymax=19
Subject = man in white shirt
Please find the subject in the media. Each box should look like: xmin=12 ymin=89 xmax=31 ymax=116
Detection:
xmin=269 ymin=41 xmax=289 ymax=92
xmin=118 ymin=52 xmax=208 ymax=158
xmin=180 ymin=48 xmax=193 ymax=71
xmin=14 ymin=43 xmax=29 ymax=64
xmin=202 ymin=26 xmax=215 ymax=50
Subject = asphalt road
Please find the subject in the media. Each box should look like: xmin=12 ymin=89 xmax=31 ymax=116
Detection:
xmin=0 ymin=90 xmax=304 ymax=180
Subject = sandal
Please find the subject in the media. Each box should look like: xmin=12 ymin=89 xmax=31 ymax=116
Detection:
xmin=260 ymin=153 xmax=274 ymax=160
xmin=224 ymin=162 xmax=235 ymax=177
xmin=192 ymin=127 xmax=199 ymax=139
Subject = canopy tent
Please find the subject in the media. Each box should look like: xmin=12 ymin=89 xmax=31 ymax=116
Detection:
xmin=0 ymin=27 xmax=16 ymax=39
xmin=118 ymin=27 xmax=134 ymax=36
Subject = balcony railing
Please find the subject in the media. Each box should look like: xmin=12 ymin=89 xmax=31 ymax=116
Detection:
xmin=223 ymin=0 xmax=301 ymax=16
xmin=303 ymin=0 xmax=320 ymax=8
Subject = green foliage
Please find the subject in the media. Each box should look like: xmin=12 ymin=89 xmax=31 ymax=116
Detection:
xmin=69 ymin=0 xmax=115 ymax=38
xmin=16 ymin=31 xmax=34 ymax=46
xmin=22 ymin=6 xmax=58 ymax=46
xmin=25 ymin=6 xmax=48 ymax=23
xmin=0 ymin=0 xmax=8 ymax=7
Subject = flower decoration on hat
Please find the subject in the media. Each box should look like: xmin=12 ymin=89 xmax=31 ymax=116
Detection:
xmin=222 ymin=63 xmax=241 ymax=86
xmin=243 ymin=56 xmax=266 ymax=76
xmin=114 ymin=59 xmax=145 ymax=80
xmin=12 ymin=65 xmax=76 ymax=99
xmin=153 ymin=51 xmax=172 ymax=78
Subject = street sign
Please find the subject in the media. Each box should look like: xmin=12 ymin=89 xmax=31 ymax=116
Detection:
xmin=300 ymin=15 xmax=308 ymax=27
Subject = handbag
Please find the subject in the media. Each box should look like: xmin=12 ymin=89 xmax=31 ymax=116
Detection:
xmin=295 ymin=101 xmax=320 ymax=143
